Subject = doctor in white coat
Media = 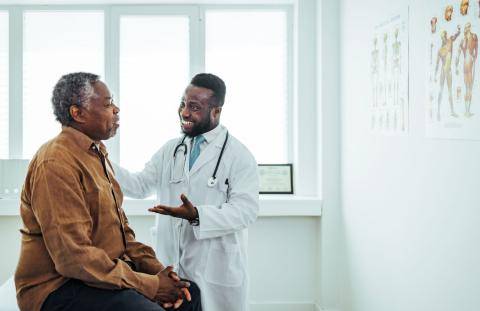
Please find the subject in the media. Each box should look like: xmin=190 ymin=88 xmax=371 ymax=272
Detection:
xmin=113 ymin=73 xmax=259 ymax=311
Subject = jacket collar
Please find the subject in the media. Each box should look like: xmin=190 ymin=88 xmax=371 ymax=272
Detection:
xmin=61 ymin=126 xmax=108 ymax=156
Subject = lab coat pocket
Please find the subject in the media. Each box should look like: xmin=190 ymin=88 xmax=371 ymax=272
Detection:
xmin=219 ymin=182 xmax=228 ymax=193
xmin=204 ymin=242 xmax=243 ymax=287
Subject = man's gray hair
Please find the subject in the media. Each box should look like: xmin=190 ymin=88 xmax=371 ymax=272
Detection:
xmin=51 ymin=72 xmax=100 ymax=125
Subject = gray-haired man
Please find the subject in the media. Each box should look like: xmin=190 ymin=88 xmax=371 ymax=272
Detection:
xmin=14 ymin=72 xmax=201 ymax=311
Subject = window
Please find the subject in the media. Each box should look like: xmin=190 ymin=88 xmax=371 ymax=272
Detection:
xmin=205 ymin=10 xmax=289 ymax=163
xmin=0 ymin=12 xmax=8 ymax=159
xmin=119 ymin=15 xmax=190 ymax=171
xmin=2 ymin=5 xmax=312 ymax=197
xmin=23 ymin=11 xmax=104 ymax=158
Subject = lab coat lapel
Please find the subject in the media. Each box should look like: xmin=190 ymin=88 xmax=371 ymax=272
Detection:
xmin=188 ymin=131 xmax=225 ymax=177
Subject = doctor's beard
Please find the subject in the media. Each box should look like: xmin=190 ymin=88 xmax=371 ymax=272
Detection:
xmin=181 ymin=115 xmax=212 ymax=138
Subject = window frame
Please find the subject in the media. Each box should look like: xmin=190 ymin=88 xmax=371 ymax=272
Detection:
xmin=108 ymin=5 xmax=201 ymax=162
xmin=0 ymin=4 xmax=110 ymax=159
xmin=0 ymin=10 xmax=9 ymax=159
xmin=21 ymin=7 xmax=106 ymax=159
xmin=201 ymin=4 xmax=294 ymax=166
xmin=0 ymin=3 xmax=319 ymax=198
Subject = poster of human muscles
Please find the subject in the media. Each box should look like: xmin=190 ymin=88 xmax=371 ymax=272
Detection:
xmin=427 ymin=0 xmax=480 ymax=139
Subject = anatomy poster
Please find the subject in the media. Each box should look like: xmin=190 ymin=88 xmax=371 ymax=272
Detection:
xmin=370 ymin=8 xmax=409 ymax=135
xmin=427 ymin=0 xmax=480 ymax=139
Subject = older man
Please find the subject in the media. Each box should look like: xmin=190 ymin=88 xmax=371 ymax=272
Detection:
xmin=14 ymin=72 xmax=201 ymax=311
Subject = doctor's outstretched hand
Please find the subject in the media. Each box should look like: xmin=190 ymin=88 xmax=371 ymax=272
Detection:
xmin=149 ymin=194 xmax=198 ymax=221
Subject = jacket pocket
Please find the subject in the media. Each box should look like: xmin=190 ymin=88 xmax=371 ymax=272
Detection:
xmin=204 ymin=241 xmax=243 ymax=287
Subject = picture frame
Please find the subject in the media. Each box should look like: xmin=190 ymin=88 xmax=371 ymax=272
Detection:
xmin=258 ymin=164 xmax=293 ymax=194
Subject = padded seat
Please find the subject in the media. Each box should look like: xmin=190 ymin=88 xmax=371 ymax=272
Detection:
xmin=0 ymin=277 xmax=19 ymax=311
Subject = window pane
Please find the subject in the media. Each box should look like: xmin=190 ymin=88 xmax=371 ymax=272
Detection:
xmin=23 ymin=11 xmax=104 ymax=158
xmin=119 ymin=15 xmax=189 ymax=171
xmin=205 ymin=10 xmax=288 ymax=163
xmin=0 ymin=12 xmax=8 ymax=159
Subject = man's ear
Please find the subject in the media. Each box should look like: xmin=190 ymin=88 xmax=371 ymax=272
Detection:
xmin=212 ymin=106 xmax=222 ymax=119
xmin=69 ymin=105 xmax=86 ymax=124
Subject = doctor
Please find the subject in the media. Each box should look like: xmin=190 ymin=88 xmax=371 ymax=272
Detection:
xmin=113 ymin=73 xmax=259 ymax=311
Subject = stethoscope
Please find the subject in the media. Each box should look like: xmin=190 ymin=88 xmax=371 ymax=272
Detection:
xmin=170 ymin=131 xmax=229 ymax=187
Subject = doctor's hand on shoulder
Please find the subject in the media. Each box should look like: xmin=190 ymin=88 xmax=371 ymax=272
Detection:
xmin=149 ymin=194 xmax=198 ymax=221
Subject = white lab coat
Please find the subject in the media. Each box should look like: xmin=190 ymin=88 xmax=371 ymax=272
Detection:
xmin=113 ymin=125 xmax=259 ymax=311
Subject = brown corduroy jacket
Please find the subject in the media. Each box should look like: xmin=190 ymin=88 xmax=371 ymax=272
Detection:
xmin=15 ymin=126 xmax=163 ymax=311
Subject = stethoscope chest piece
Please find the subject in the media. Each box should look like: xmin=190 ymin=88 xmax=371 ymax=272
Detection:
xmin=207 ymin=177 xmax=217 ymax=187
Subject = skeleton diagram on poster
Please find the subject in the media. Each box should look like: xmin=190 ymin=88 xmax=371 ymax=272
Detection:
xmin=427 ymin=0 xmax=480 ymax=139
xmin=370 ymin=8 xmax=409 ymax=134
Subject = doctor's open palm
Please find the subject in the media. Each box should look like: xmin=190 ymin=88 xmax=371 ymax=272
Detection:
xmin=149 ymin=194 xmax=198 ymax=221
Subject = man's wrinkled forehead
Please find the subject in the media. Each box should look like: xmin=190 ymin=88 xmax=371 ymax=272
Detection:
xmin=87 ymin=81 xmax=112 ymax=105
xmin=95 ymin=80 xmax=111 ymax=95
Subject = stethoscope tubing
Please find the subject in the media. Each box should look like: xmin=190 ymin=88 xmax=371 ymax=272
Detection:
xmin=172 ymin=131 xmax=229 ymax=187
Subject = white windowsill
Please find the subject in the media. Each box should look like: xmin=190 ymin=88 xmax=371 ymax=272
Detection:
xmin=0 ymin=195 xmax=322 ymax=217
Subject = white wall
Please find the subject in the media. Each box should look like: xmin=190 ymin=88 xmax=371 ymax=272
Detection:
xmin=316 ymin=0 xmax=345 ymax=310
xmin=321 ymin=0 xmax=480 ymax=310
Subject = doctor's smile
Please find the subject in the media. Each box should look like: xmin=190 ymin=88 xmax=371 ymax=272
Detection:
xmin=180 ymin=119 xmax=194 ymax=131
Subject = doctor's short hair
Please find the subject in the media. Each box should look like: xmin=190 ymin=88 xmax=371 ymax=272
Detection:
xmin=52 ymin=72 xmax=100 ymax=125
xmin=190 ymin=73 xmax=226 ymax=107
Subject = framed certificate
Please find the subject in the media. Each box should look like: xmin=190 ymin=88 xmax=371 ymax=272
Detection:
xmin=258 ymin=164 xmax=293 ymax=194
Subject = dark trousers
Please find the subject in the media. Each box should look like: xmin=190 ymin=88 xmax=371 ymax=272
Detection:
xmin=41 ymin=279 xmax=202 ymax=311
